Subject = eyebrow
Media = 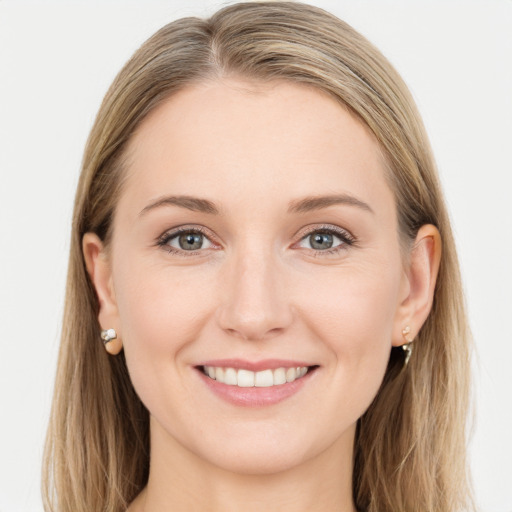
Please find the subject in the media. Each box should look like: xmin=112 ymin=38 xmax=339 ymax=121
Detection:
xmin=139 ymin=193 xmax=374 ymax=217
xmin=287 ymin=194 xmax=374 ymax=215
xmin=140 ymin=195 xmax=220 ymax=216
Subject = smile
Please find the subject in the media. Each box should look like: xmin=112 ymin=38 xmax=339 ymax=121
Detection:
xmin=201 ymin=365 xmax=311 ymax=387
xmin=195 ymin=359 xmax=319 ymax=406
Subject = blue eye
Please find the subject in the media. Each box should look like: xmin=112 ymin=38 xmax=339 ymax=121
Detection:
xmin=297 ymin=227 xmax=354 ymax=254
xmin=157 ymin=225 xmax=354 ymax=257
xmin=308 ymin=232 xmax=336 ymax=250
xmin=158 ymin=227 xmax=213 ymax=255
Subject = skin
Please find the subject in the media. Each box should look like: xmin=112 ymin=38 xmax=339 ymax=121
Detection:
xmin=83 ymin=79 xmax=441 ymax=512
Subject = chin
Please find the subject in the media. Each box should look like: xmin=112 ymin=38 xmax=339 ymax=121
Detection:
xmin=201 ymin=442 xmax=312 ymax=476
xmin=186 ymin=420 xmax=352 ymax=477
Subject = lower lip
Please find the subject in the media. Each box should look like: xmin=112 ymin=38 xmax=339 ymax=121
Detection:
xmin=196 ymin=367 xmax=317 ymax=407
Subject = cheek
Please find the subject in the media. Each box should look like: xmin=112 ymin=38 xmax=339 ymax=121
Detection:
xmin=114 ymin=244 xmax=217 ymax=334
xmin=301 ymin=259 xmax=401 ymax=347
xmin=299 ymin=260 xmax=401 ymax=411
xmin=112 ymin=258 xmax=214 ymax=400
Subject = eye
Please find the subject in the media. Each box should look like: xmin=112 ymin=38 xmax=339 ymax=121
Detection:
xmin=296 ymin=226 xmax=354 ymax=255
xmin=157 ymin=227 xmax=214 ymax=255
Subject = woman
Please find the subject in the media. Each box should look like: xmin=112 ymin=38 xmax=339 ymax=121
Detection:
xmin=42 ymin=2 xmax=474 ymax=511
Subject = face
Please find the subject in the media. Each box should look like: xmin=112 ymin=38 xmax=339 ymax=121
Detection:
xmin=96 ymin=79 xmax=411 ymax=474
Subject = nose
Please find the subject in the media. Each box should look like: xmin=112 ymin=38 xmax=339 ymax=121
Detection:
xmin=215 ymin=244 xmax=294 ymax=341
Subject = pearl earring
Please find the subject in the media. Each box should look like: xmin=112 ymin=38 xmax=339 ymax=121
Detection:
xmin=401 ymin=325 xmax=414 ymax=366
xmin=100 ymin=328 xmax=123 ymax=355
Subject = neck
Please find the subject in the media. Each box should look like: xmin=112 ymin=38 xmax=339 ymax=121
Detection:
xmin=129 ymin=418 xmax=357 ymax=512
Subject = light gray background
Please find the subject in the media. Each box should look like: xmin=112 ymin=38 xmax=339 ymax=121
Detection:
xmin=1 ymin=1 xmax=511 ymax=511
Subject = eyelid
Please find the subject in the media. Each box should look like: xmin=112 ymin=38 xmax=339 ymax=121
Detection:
xmin=156 ymin=225 xmax=220 ymax=256
xmin=292 ymin=225 xmax=355 ymax=258
xmin=294 ymin=223 xmax=355 ymax=245
xmin=156 ymin=223 xmax=356 ymax=257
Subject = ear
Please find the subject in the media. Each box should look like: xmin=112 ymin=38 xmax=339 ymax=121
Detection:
xmin=82 ymin=232 xmax=123 ymax=355
xmin=392 ymin=224 xmax=442 ymax=346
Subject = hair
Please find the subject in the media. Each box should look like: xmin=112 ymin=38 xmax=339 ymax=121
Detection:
xmin=42 ymin=2 xmax=474 ymax=511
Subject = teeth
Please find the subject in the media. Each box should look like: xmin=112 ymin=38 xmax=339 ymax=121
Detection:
xmin=224 ymin=367 xmax=237 ymax=385
xmin=254 ymin=369 xmax=273 ymax=387
xmin=202 ymin=365 xmax=311 ymax=387
xmin=237 ymin=369 xmax=255 ymax=387
xmin=286 ymin=367 xmax=296 ymax=382
xmin=273 ymin=367 xmax=286 ymax=385
xmin=215 ymin=367 xmax=224 ymax=382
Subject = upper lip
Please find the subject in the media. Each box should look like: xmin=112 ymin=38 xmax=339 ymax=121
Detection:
xmin=195 ymin=359 xmax=317 ymax=372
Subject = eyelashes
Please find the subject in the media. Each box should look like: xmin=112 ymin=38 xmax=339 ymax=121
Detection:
xmin=159 ymin=226 xmax=214 ymax=253
xmin=294 ymin=225 xmax=356 ymax=256
xmin=156 ymin=224 xmax=356 ymax=258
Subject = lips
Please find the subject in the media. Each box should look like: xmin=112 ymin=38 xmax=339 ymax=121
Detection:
xmin=194 ymin=359 xmax=319 ymax=407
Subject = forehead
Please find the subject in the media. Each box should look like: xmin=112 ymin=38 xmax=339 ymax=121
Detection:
xmin=119 ymin=78 xmax=394 ymax=222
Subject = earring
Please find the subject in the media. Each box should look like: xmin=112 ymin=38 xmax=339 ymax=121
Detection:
xmin=401 ymin=325 xmax=414 ymax=366
xmin=100 ymin=328 xmax=122 ymax=355
xmin=101 ymin=328 xmax=117 ymax=343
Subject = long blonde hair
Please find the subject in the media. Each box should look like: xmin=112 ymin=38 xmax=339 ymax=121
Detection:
xmin=43 ymin=2 xmax=474 ymax=511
